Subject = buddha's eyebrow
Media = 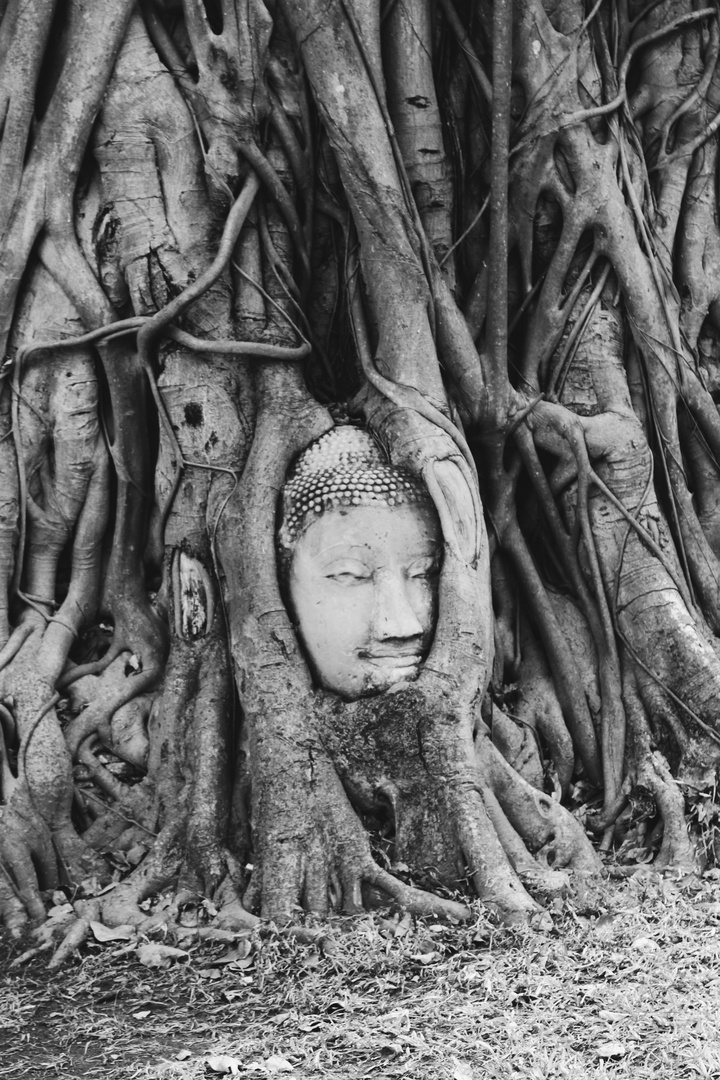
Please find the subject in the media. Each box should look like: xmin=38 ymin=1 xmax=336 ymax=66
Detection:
xmin=312 ymin=543 xmax=374 ymax=559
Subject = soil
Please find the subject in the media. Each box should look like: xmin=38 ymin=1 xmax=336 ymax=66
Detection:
xmin=1 ymin=869 xmax=720 ymax=1079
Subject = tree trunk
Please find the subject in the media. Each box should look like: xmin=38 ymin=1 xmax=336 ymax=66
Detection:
xmin=2 ymin=0 xmax=720 ymax=952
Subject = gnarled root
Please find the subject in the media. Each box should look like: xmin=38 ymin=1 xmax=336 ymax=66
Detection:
xmin=242 ymin=730 xmax=471 ymax=923
xmin=319 ymin=684 xmax=540 ymax=921
xmin=635 ymin=750 xmax=698 ymax=872
xmin=477 ymin=731 xmax=601 ymax=877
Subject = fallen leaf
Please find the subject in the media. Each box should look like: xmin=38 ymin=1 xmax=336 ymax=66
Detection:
xmin=136 ymin=943 xmax=188 ymax=969
xmin=125 ymin=843 xmax=148 ymax=867
xmin=133 ymin=1010 xmax=152 ymax=1020
xmin=530 ymin=911 xmax=554 ymax=932
xmin=175 ymin=1050 xmax=192 ymax=1061
xmin=630 ymin=936 xmax=659 ymax=950
xmin=47 ymin=904 xmax=74 ymax=921
xmin=452 ymin=1058 xmax=474 ymax=1080
xmin=205 ymin=1055 xmax=241 ymax=1074
xmin=393 ymin=913 xmax=412 ymax=938
xmin=265 ymin=1056 xmax=294 ymax=1074
xmin=380 ymin=1044 xmax=402 ymax=1059
xmin=597 ymin=1042 xmax=627 ymax=1059
xmin=90 ymin=921 xmax=135 ymax=942
xmin=197 ymin=927 xmax=239 ymax=944
xmin=79 ymin=875 xmax=104 ymax=896
xmin=411 ymin=951 xmax=439 ymax=964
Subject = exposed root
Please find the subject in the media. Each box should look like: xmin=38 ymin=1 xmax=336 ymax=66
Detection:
xmin=478 ymin=735 xmax=601 ymax=876
xmin=366 ymin=866 xmax=470 ymax=921
xmin=637 ymin=751 xmax=699 ymax=872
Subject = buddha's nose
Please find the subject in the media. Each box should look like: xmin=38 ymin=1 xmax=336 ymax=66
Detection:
xmin=372 ymin=571 xmax=424 ymax=641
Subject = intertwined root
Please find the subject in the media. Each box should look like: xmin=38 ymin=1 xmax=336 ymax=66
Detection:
xmin=7 ymin=0 xmax=720 ymax=950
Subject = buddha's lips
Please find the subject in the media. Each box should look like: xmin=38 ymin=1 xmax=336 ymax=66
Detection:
xmin=361 ymin=652 xmax=422 ymax=668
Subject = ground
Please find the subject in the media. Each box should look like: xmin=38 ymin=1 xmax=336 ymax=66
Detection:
xmin=2 ymin=871 xmax=720 ymax=1079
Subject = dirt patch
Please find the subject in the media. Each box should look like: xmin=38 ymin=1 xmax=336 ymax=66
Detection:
xmin=2 ymin=870 xmax=720 ymax=1079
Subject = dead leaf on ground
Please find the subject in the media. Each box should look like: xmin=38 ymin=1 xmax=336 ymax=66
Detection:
xmin=596 ymin=1041 xmax=627 ymax=1059
xmin=264 ymin=1056 xmax=294 ymax=1074
xmin=452 ymin=1057 xmax=474 ymax=1080
xmin=206 ymin=1054 xmax=241 ymax=1074
xmin=136 ymin=943 xmax=189 ymax=969
xmin=47 ymin=904 xmax=74 ymax=921
xmin=90 ymin=921 xmax=135 ymax=942
xmin=394 ymin=913 xmax=412 ymax=938
xmin=630 ymin=936 xmax=659 ymax=950
xmin=197 ymin=927 xmax=239 ymax=944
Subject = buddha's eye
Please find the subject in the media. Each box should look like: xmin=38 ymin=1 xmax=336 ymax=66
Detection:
xmin=407 ymin=556 xmax=440 ymax=579
xmin=324 ymin=561 xmax=372 ymax=584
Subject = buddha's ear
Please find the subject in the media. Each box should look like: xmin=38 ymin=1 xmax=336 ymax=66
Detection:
xmin=423 ymin=456 xmax=481 ymax=567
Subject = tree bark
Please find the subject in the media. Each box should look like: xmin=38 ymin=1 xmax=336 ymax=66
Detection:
xmin=3 ymin=0 xmax=720 ymax=953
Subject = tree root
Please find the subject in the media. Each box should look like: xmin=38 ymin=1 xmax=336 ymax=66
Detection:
xmin=636 ymin=751 xmax=699 ymax=871
xmin=478 ymin=735 xmax=601 ymax=876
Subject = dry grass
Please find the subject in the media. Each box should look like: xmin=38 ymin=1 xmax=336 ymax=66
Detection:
xmin=2 ymin=869 xmax=720 ymax=1079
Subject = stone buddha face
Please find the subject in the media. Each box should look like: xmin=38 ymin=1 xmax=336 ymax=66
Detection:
xmin=278 ymin=428 xmax=442 ymax=700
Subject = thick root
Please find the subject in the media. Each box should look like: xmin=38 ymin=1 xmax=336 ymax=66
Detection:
xmin=477 ymin=735 xmax=601 ymax=876
xmin=637 ymin=751 xmax=699 ymax=872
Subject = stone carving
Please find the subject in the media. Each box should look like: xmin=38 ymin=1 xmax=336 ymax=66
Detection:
xmin=277 ymin=427 xmax=442 ymax=699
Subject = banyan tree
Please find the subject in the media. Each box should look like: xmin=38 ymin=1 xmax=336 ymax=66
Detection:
xmin=1 ymin=0 xmax=720 ymax=956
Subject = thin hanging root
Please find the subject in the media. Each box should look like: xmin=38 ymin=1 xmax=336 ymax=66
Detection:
xmin=63 ymin=665 xmax=159 ymax=760
xmin=437 ymin=0 xmax=492 ymax=105
xmin=348 ymin=262 xmax=479 ymax=492
xmin=57 ymin=643 xmax=125 ymax=691
xmin=549 ymin=263 xmax=612 ymax=398
xmin=509 ymin=524 xmax=602 ymax=780
xmin=19 ymin=693 xmax=59 ymax=784
xmin=258 ymin=204 xmax=301 ymax=305
xmin=655 ymin=18 xmax=720 ymax=159
xmin=485 ymin=0 xmax=512 ymax=416
xmin=559 ymin=7 xmax=717 ymax=131
xmin=136 ymin=170 xmax=261 ymax=361
xmin=526 ymin=401 xmax=628 ymax=803
xmin=269 ymin=90 xmax=313 ymax=223
xmin=80 ymin=787 xmax=156 ymax=839
xmin=590 ymin=466 xmax=693 ymax=609
xmin=236 ymin=141 xmax=310 ymax=282
xmin=654 ymin=102 xmax=720 ymax=173
xmin=11 ymin=289 xmax=308 ymax=562
xmin=0 ymin=623 xmax=33 ymax=673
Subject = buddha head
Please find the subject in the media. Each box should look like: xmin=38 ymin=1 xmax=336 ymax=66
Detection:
xmin=277 ymin=426 xmax=442 ymax=700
